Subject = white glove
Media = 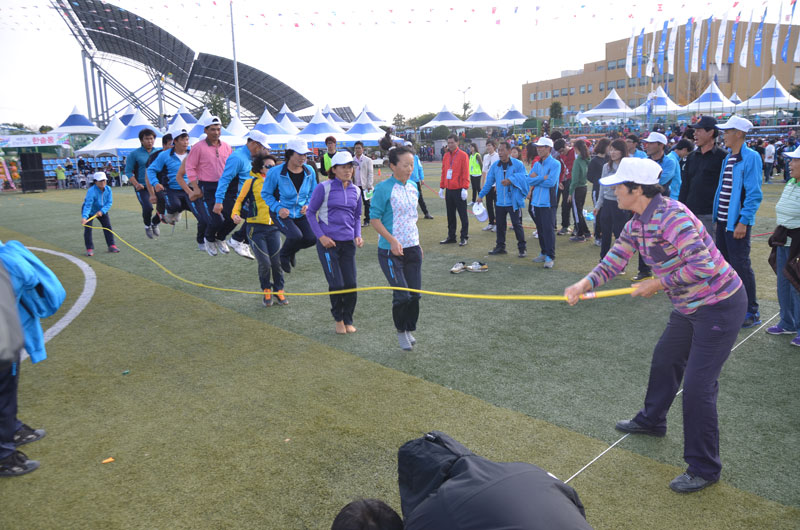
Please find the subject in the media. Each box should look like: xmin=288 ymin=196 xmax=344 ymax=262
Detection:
xmin=438 ymin=188 xmax=445 ymax=199
xmin=460 ymin=189 xmax=468 ymax=201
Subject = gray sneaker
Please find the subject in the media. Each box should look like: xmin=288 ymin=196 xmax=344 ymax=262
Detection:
xmin=398 ymin=331 xmax=413 ymax=351
xmin=204 ymin=238 xmax=218 ymax=257
xmin=145 ymin=226 xmax=154 ymax=239
xmin=152 ymin=224 xmax=161 ymax=237
xmin=216 ymin=239 xmax=230 ymax=254
xmin=406 ymin=331 xmax=416 ymax=345
xmin=532 ymin=253 xmax=546 ymax=263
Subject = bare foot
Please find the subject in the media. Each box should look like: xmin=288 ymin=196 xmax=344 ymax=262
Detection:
xmin=345 ymin=324 xmax=357 ymax=333
xmin=335 ymin=321 xmax=347 ymax=334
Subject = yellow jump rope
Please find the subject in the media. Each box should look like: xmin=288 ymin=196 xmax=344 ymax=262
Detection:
xmin=82 ymin=215 xmax=635 ymax=301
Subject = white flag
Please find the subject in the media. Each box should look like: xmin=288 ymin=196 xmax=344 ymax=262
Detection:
xmin=625 ymin=27 xmax=635 ymax=78
xmin=739 ymin=10 xmax=754 ymax=68
xmin=771 ymin=2 xmax=783 ymax=64
xmin=691 ymin=19 xmax=702 ymax=72
xmin=667 ymin=20 xmax=678 ymax=75
xmin=715 ymin=10 xmax=729 ymax=69
xmin=646 ymin=22 xmax=657 ymax=77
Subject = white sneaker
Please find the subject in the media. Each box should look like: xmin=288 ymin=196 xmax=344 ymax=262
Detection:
xmin=490 ymin=225 xmax=497 ymax=232
xmin=482 ymin=224 xmax=494 ymax=231
xmin=229 ymin=238 xmax=252 ymax=259
xmin=532 ymin=230 xmax=539 ymax=239
xmin=197 ymin=243 xmax=206 ymax=251
xmin=152 ymin=224 xmax=160 ymax=237
xmin=145 ymin=226 xmax=154 ymax=239
xmin=204 ymin=238 xmax=218 ymax=256
xmin=216 ymin=239 xmax=230 ymax=254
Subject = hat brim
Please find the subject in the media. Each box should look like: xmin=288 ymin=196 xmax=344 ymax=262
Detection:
xmin=598 ymin=174 xmax=626 ymax=186
xmin=784 ymin=149 xmax=800 ymax=159
xmin=716 ymin=123 xmax=747 ymax=132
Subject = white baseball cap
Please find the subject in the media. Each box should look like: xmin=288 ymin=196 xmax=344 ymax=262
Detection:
xmin=247 ymin=130 xmax=270 ymax=147
xmin=92 ymin=171 xmax=108 ymax=182
xmin=642 ymin=132 xmax=668 ymax=145
xmin=286 ymin=138 xmax=311 ymax=155
xmin=330 ymin=151 xmax=353 ymax=166
xmin=717 ymin=115 xmax=753 ymax=133
xmin=599 ymin=157 xmax=662 ymax=186
xmin=204 ymin=116 xmax=222 ymax=128
xmin=784 ymin=145 xmax=800 ymax=159
xmin=533 ymin=137 xmax=554 ymax=148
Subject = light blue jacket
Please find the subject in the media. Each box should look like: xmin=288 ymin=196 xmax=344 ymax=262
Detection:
xmin=262 ymin=162 xmax=318 ymax=219
xmin=81 ymin=184 xmax=113 ymax=219
xmin=147 ymin=147 xmax=190 ymax=190
xmin=713 ymin=145 xmax=764 ymax=232
xmin=409 ymin=155 xmax=425 ymax=183
xmin=654 ymin=151 xmax=681 ymax=200
xmin=479 ymin=158 xmax=528 ymax=210
xmin=216 ymin=145 xmax=252 ymax=202
xmin=0 ymin=240 xmax=66 ymax=363
xmin=527 ymin=155 xmax=560 ymax=207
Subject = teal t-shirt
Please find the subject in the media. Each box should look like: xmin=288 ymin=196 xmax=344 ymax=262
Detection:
xmin=369 ymin=176 xmax=420 ymax=250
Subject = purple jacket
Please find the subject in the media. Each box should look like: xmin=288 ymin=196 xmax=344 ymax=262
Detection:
xmin=306 ymin=179 xmax=362 ymax=241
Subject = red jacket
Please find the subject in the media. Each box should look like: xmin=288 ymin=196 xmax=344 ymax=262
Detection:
xmin=440 ymin=148 xmax=470 ymax=190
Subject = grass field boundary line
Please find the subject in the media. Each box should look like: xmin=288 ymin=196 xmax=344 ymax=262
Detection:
xmin=24 ymin=247 xmax=97 ymax=360
xmin=563 ymin=311 xmax=779 ymax=485
xmin=82 ymin=221 xmax=633 ymax=301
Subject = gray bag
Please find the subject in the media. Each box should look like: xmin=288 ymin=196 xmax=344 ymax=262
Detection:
xmin=0 ymin=262 xmax=24 ymax=370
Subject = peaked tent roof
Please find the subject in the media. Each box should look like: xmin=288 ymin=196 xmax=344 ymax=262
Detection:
xmin=117 ymin=109 xmax=162 ymax=141
xmin=322 ymin=104 xmax=350 ymax=127
xmin=740 ymin=75 xmax=800 ymax=110
xmin=361 ymin=105 xmax=388 ymax=127
xmin=119 ymin=104 xmax=136 ymax=125
xmin=275 ymin=103 xmax=307 ymax=129
xmin=576 ymin=89 xmax=632 ymax=120
xmin=464 ymin=105 xmax=499 ymax=128
xmin=684 ymin=81 xmax=735 ymax=113
xmin=75 ymin=115 xmax=127 ymax=156
xmin=51 ymin=105 xmax=102 ymax=135
xmin=631 ymin=86 xmax=685 ymax=116
xmin=251 ymin=108 xmax=290 ymax=135
xmin=496 ymin=105 xmax=528 ymax=126
xmin=168 ymin=103 xmax=198 ymax=125
xmin=338 ymin=111 xmax=400 ymax=147
xmin=297 ymin=109 xmax=352 ymax=144
xmin=278 ymin=115 xmax=300 ymax=135
xmin=729 ymin=92 xmax=743 ymax=104
xmin=225 ymin=115 xmax=249 ymax=137
xmin=420 ymin=105 xmax=466 ymax=128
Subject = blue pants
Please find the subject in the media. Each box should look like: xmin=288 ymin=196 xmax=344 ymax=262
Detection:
xmin=494 ymin=205 xmax=526 ymax=252
xmin=0 ymin=349 xmax=21 ymax=460
xmin=165 ymin=188 xmax=208 ymax=244
xmin=378 ymin=246 xmax=422 ymax=332
xmin=776 ymin=246 xmax=800 ymax=335
xmin=198 ymin=181 xmax=226 ymax=242
xmin=532 ymin=206 xmax=555 ymax=258
xmin=134 ymin=188 xmax=163 ymax=227
xmin=83 ymin=213 xmax=115 ymax=250
xmin=316 ymin=240 xmax=357 ymax=324
xmin=248 ymin=224 xmax=283 ymax=292
xmin=633 ymin=287 xmax=746 ymax=481
xmin=275 ymin=215 xmax=316 ymax=261
xmin=715 ymin=223 xmax=758 ymax=314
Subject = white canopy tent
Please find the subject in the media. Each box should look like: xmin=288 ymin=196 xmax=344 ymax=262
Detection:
xmin=740 ymin=75 xmax=800 ymax=111
xmin=119 ymin=104 xmax=136 ymax=125
xmin=361 ymin=105 xmax=388 ymax=127
xmin=115 ymin=109 xmax=163 ymax=153
xmin=225 ymin=115 xmax=249 ymax=137
xmin=631 ymin=86 xmax=685 ymax=116
xmin=576 ymin=89 xmax=632 ymax=120
xmin=420 ymin=105 xmax=466 ymax=128
xmin=297 ymin=109 xmax=352 ymax=146
xmin=275 ymin=103 xmax=307 ymax=129
xmin=278 ymin=115 xmax=301 ymax=135
xmin=463 ymin=105 xmax=499 ymax=128
xmin=51 ymin=105 xmax=102 ymax=135
xmin=322 ymin=104 xmax=351 ymax=129
xmin=344 ymin=111 xmax=402 ymax=147
xmin=168 ymin=103 xmax=198 ymax=125
xmin=683 ymin=81 xmax=736 ymax=114
xmin=496 ymin=105 xmax=528 ymax=127
xmin=251 ymin=108 xmax=290 ymax=136
xmin=729 ymin=92 xmax=743 ymax=105
xmin=75 ymin=115 xmax=126 ymax=156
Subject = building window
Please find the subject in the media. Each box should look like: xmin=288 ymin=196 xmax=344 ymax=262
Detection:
xmin=639 ymin=97 xmax=647 ymax=105
xmin=639 ymin=78 xmax=647 ymax=86
xmin=545 ymin=90 xmax=551 ymax=99
xmin=597 ymin=65 xmax=605 ymax=71
xmin=579 ymin=85 xmax=586 ymax=94
xmin=628 ymin=99 xmax=637 ymax=106
xmin=579 ymin=104 xmax=585 ymax=112
xmin=538 ymin=91 xmax=545 ymax=99
xmin=569 ymin=105 xmax=576 ymax=112
xmin=553 ymin=89 xmax=560 ymax=97
xmin=599 ymin=82 xmax=604 ymax=91
xmin=669 ymin=74 xmax=675 ymax=82
xmin=587 ymin=104 xmax=593 ymax=110
xmin=616 ymin=59 xmax=626 ymax=69
xmin=587 ymin=84 xmax=593 ymax=93
xmin=616 ymin=79 xmax=626 ymax=89
xmin=569 ymin=87 xmax=575 ymax=95
xmin=608 ymin=61 xmax=616 ymax=70
xmin=628 ymin=78 xmax=636 ymax=87
xmin=529 ymin=93 xmax=536 ymax=102
xmin=710 ymin=64 xmax=731 ymax=83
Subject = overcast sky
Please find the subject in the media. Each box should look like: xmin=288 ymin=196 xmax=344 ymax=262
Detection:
xmin=0 ymin=0 xmax=790 ymax=128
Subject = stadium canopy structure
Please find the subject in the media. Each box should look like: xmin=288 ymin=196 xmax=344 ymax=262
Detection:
xmin=52 ymin=0 xmax=312 ymax=129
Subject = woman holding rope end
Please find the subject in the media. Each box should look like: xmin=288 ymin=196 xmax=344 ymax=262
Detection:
xmin=564 ymin=157 xmax=745 ymax=494
xmin=370 ymin=135 xmax=422 ymax=351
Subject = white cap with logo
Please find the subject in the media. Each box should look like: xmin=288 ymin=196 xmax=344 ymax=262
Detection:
xmin=92 ymin=171 xmax=108 ymax=182
xmin=330 ymin=151 xmax=354 ymax=166
xmin=599 ymin=157 xmax=662 ymax=186
xmin=642 ymin=132 xmax=668 ymax=145
xmin=247 ymin=130 xmax=270 ymax=147
xmin=717 ymin=115 xmax=753 ymax=133
xmin=533 ymin=137 xmax=554 ymax=148
xmin=286 ymin=138 xmax=311 ymax=155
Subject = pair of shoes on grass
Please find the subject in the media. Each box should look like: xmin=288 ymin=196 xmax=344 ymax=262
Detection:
xmin=397 ymin=330 xmax=417 ymax=351
xmin=450 ymin=262 xmax=487 ymax=274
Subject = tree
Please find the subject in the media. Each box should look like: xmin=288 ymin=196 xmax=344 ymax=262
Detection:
xmin=549 ymin=101 xmax=563 ymax=124
xmin=200 ymin=92 xmax=232 ymax=127
xmin=392 ymin=113 xmax=405 ymax=128
xmin=466 ymin=128 xmax=486 ymax=139
xmin=408 ymin=112 xmax=436 ymax=128
xmin=431 ymin=125 xmax=451 ymax=140
xmin=460 ymin=101 xmax=473 ymax=121
xmin=521 ymin=118 xmax=539 ymax=132
xmin=39 ymin=125 xmax=53 ymax=134
xmin=790 ymin=85 xmax=800 ymax=100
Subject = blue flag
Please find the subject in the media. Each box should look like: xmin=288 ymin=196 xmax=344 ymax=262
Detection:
xmin=701 ymin=16 xmax=712 ymax=70
xmin=753 ymin=7 xmax=767 ymax=67
xmin=727 ymin=12 xmax=741 ymax=63
xmin=657 ymin=20 xmax=668 ymax=74
xmin=684 ymin=18 xmax=693 ymax=73
xmin=783 ymin=2 xmax=796 ymax=63
xmin=636 ymin=28 xmax=645 ymax=78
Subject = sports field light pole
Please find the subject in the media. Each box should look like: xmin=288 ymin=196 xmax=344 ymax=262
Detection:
xmin=230 ymin=2 xmax=242 ymax=118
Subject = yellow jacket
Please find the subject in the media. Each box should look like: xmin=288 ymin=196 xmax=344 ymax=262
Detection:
xmin=233 ymin=171 xmax=274 ymax=225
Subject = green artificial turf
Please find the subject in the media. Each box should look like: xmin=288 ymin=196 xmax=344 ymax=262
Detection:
xmin=0 ymin=174 xmax=797 ymax=528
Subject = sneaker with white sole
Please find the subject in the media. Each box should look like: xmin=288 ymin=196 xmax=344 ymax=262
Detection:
xmin=450 ymin=262 xmax=467 ymax=274
xmin=151 ymin=224 xmax=161 ymax=237
xmin=466 ymin=261 xmax=488 ymax=273
xmin=482 ymin=224 xmax=495 ymax=231
xmin=216 ymin=239 xmax=230 ymax=254
xmin=229 ymin=238 xmax=253 ymax=259
xmin=397 ymin=331 xmax=413 ymax=351
xmin=145 ymin=226 xmax=155 ymax=239
xmin=406 ymin=331 xmax=416 ymax=345
xmin=532 ymin=230 xmax=538 ymax=239
xmin=0 ymin=450 xmax=39 ymax=477
xmin=543 ymin=257 xmax=554 ymax=269
xmin=14 ymin=424 xmax=45 ymax=446
xmin=532 ymin=253 xmax=546 ymax=263
xmin=204 ymin=238 xmax=218 ymax=256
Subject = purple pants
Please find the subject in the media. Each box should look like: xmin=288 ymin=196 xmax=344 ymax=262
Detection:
xmin=633 ymin=287 xmax=746 ymax=481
